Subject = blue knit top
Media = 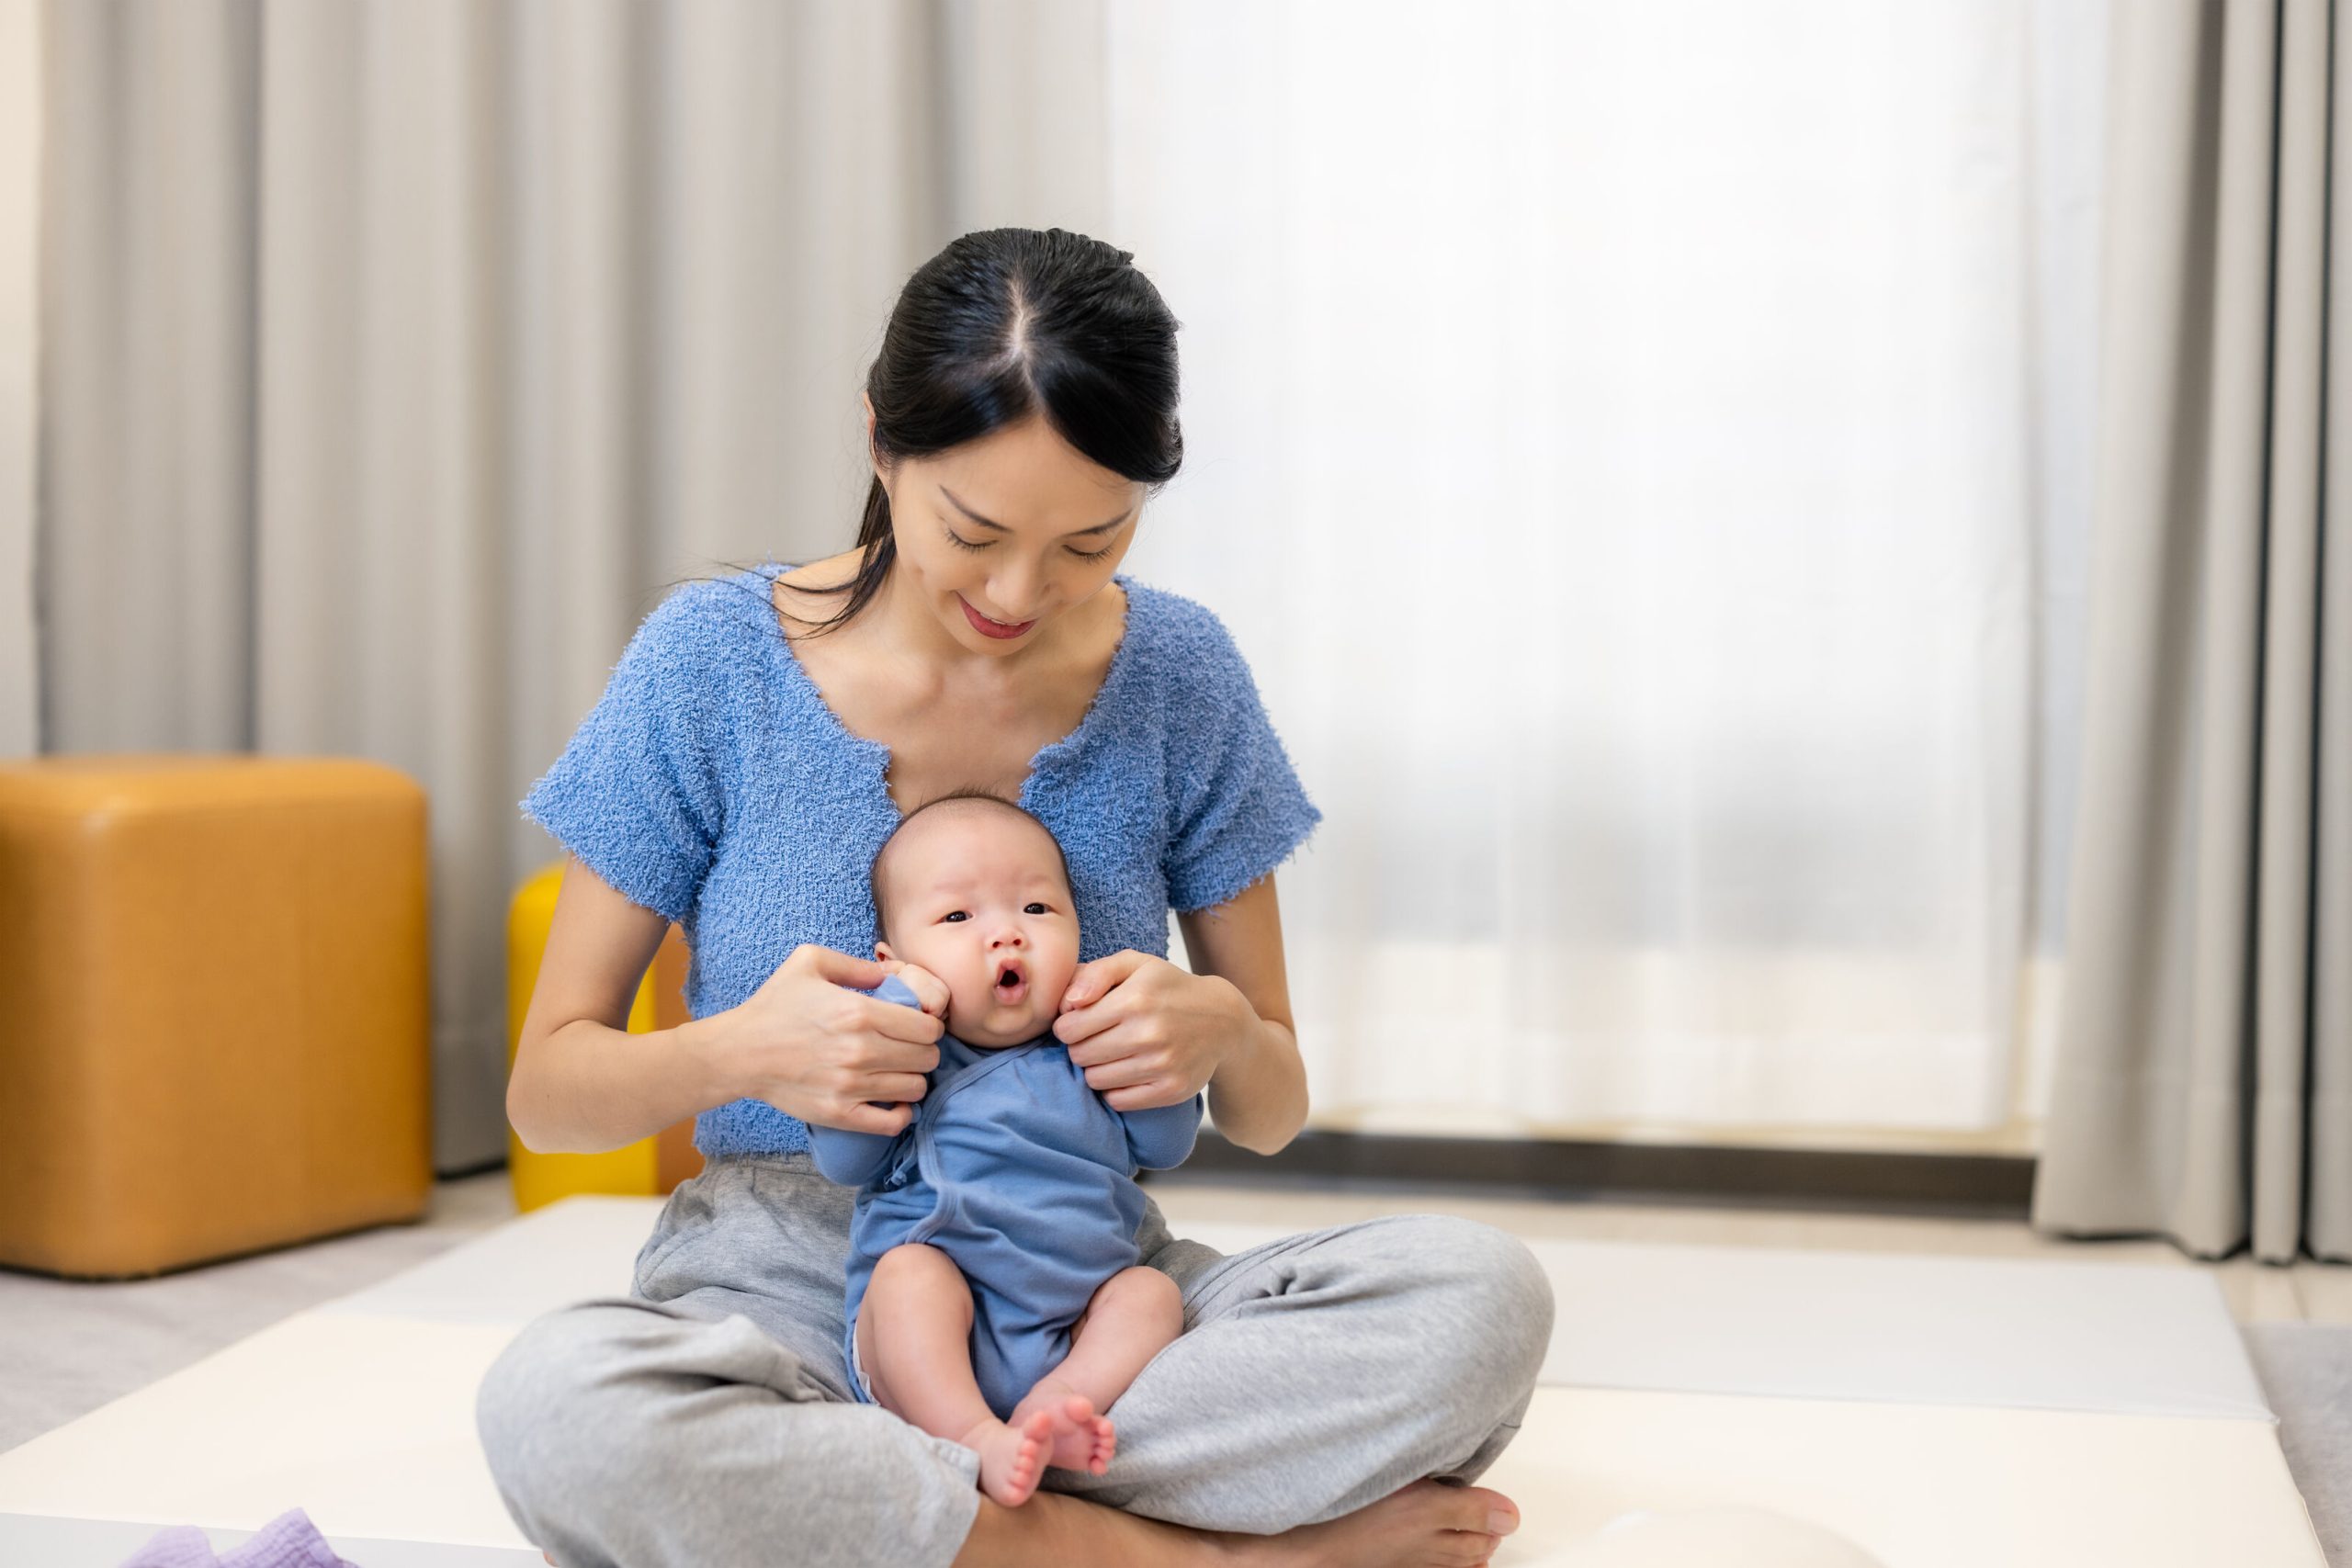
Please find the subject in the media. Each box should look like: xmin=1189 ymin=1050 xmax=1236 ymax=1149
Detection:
xmin=518 ymin=558 xmax=1323 ymax=1158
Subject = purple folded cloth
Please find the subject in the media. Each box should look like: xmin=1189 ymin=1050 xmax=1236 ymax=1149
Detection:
xmin=117 ymin=1507 xmax=361 ymax=1568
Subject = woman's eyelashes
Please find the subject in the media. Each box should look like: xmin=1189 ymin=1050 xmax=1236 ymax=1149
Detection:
xmin=942 ymin=527 xmax=1117 ymax=564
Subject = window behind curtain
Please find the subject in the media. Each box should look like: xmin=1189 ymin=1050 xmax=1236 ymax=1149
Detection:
xmin=1114 ymin=0 xmax=2105 ymax=1141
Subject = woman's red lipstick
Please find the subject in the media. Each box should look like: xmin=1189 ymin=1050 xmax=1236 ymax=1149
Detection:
xmin=960 ymin=595 xmax=1035 ymax=639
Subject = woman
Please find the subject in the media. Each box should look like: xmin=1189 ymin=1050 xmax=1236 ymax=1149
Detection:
xmin=480 ymin=227 xmax=1553 ymax=1568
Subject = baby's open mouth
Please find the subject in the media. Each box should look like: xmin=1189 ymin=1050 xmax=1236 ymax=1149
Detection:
xmin=993 ymin=962 xmax=1027 ymax=1004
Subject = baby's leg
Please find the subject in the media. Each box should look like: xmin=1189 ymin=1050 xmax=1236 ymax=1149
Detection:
xmin=1009 ymin=1264 xmax=1185 ymax=1475
xmin=859 ymin=1243 xmax=1057 ymax=1508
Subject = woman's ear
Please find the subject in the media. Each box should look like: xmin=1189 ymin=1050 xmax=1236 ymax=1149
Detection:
xmin=861 ymin=392 xmax=886 ymax=481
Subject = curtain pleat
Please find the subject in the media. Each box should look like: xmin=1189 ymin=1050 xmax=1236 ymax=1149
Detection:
xmin=42 ymin=0 xmax=260 ymax=749
xmin=2032 ymin=0 xmax=2350 ymax=1263
xmin=2315 ymin=0 xmax=2352 ymax=1260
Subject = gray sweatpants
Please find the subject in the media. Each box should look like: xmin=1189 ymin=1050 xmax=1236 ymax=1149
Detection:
xmin=475 ymin=1153 xmax=1554 ymax=1568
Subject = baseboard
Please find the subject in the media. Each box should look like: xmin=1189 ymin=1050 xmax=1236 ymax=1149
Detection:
xmin=1147 ymin=1129 xmax=2037 ymax=1220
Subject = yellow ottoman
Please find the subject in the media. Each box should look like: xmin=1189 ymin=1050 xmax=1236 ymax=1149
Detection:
xmin=0 ymin=754 xmax=432 ymax=1278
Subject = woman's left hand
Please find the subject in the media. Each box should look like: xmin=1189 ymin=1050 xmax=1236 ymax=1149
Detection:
xmin=1052 ymin=950 xmax=1256 ymax=1111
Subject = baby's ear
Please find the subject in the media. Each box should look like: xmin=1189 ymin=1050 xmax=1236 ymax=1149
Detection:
xmin=874 ymin=941 xmax=897 ymax=964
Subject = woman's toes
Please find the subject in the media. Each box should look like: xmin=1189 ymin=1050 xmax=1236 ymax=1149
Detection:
xmin=1440 ymin=1486 xmax=1517 ymax=1545
xmin=1443 ymin=1532 xmax=1500 ymax=1566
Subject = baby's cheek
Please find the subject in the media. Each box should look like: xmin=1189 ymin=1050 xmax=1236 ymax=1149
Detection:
xmin=1040 ymin=955 xmax=1081 ymax=1003
xmin=946 ymin=975 xmax=990 ymax=1019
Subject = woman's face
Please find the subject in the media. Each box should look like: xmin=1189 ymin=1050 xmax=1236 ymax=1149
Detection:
xmin=867 ymin=396 xmax=1147 ymax=653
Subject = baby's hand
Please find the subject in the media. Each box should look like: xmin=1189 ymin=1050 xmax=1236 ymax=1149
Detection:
xmin=881 ymin=960 xmax=952 ymax=1020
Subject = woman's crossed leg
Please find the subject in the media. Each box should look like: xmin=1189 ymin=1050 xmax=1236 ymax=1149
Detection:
xmin=478 ymin=1160 xmax=1551 ymax=1568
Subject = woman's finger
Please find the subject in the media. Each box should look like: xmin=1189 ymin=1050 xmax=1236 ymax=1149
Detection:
xmin=1102 ymin=1081 xmax=1183 ymax=1112
xmin=1078 ymin=1048 xmax=1156 ymax=1094
xmin=861 ymin=1071 xmax=930 ymax=1104
xmin=1053 ymin=1005 xmax=1114 ymax=1047
xmin=797 ymin=943 xmax=889 ymax=990
xmin=1054 ymin=983 xmax=1141 ymax=1048
xmin=863 ymin=997 xmax=945 ymax=1044
xmin=842 ymin=1100 xmax=914 ymax=1136
xmin=861 ymin=1040 xmax=944 ymax=1080
xmin=1060 ymin=949 xmax=1151 ymax=1011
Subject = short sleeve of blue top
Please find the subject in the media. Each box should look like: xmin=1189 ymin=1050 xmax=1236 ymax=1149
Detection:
xmin=806 ymin=972 xmax=1203 ymax=1418
xmin=517 ymin=558 xmax=1323 ymax=1162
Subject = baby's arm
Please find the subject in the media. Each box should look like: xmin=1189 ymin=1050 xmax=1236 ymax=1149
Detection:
xmin=808 ymin=1124 xmax=901 ymax=1188
xmin=1120 ymin=1092 xmax=1204 ymax=1171
xmin=806 ymin=968 xmax=944 ymax=1188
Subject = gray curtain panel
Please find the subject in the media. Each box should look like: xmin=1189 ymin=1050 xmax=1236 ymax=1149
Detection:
xmin=35 ymin=0 xmax=1111 ymax=1171
xmin=2031 ymin=0 xmax=2352 ymax=1264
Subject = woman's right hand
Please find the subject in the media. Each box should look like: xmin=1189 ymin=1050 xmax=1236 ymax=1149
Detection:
xmin=711 ymin=944 xmax=944 ymax=1136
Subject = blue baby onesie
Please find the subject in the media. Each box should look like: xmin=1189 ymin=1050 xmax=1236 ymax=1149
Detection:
xmin=808 ymin=973 xmax=1203 ymax=1421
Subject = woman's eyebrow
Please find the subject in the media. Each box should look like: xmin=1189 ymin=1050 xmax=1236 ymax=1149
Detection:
xmin=939 ymin=486 xmax=1132 ymax=537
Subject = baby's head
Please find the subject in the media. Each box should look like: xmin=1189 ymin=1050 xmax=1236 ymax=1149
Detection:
xmin=867 ymin=791 xmax=1080 ymax=1048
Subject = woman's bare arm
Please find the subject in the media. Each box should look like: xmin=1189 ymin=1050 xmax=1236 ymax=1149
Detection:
xmin=506 ymin=854 xmax=735 ymax=1154
xmin=1176 ymin=874 xmax=1309 ymax=1156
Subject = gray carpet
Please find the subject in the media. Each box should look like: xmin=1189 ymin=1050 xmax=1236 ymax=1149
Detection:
xmin=0 ymin=1173 xmax=517 ymax=1452
xmin=2243 ymin=1322 xmax=2352 ymax=1567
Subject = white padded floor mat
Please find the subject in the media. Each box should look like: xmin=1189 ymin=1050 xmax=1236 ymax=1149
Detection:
xmin=0 ymin=1196 xmax=2324 ymax=1567
xmin=320 ymin=1200 xmax=2275 ymax=1417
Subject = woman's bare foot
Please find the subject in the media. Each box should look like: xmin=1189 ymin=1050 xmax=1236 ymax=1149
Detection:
xmin=1229 ymin=1478 xmax=1521 ymax=1568
xmin=964 ymin=1407 xmax=1057 ymax=1506
xmin=1008 ymin=1381 xmax=1117 ymax=1473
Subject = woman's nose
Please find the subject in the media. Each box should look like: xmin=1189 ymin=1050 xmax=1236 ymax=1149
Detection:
xmin=989 ymin=565 xmax=1042 ymax=620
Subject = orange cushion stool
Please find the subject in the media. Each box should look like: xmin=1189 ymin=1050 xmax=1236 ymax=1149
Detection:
xmin=0 ymin=755 xmax=432 ymax=1278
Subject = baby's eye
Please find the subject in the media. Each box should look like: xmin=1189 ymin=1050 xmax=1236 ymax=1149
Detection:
xmin=1023 ymin=902 xmax=1049 ymax=916
xmin=941 ymin=911 xmax=968 ymax=923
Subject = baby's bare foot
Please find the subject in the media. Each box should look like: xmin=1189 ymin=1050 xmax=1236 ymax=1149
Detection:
xmin=963 ymin=1408 xmax=1055 ymax=1507
xmin=1010 ymin=1382 xmax=1116 ymax=1473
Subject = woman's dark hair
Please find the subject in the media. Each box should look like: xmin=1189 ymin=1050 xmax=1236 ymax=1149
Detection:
xmin=867 ymin=786 xmax=1076 ymax=944
xmin=746 ymin=227 xmax=1185 ymax=638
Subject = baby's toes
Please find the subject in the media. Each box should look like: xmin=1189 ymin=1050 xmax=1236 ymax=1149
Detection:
xmin=1007 ymin=1416 xmax=1055 ymax=1505
xmin=1089 ymin=1416 xmax=1117 ymax=1474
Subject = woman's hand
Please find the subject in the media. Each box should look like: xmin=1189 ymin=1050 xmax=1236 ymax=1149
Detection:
xmin=1051 ymin=951 xmax=1256 ymax=1111
xmin=712 ymin=944 xmax=944 ymax=1136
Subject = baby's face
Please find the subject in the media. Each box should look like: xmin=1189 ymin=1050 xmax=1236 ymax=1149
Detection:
xmin=875 ymin=807 xmax=1080 ymax=1048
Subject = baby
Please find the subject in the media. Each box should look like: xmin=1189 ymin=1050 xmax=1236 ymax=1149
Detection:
xmin=807 ymin=791 xmax=1201 ymax=1507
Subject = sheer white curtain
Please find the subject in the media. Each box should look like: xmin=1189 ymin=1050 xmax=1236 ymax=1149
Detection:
xmin=1112 ymin=0 xmax=2105 ymax=1134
